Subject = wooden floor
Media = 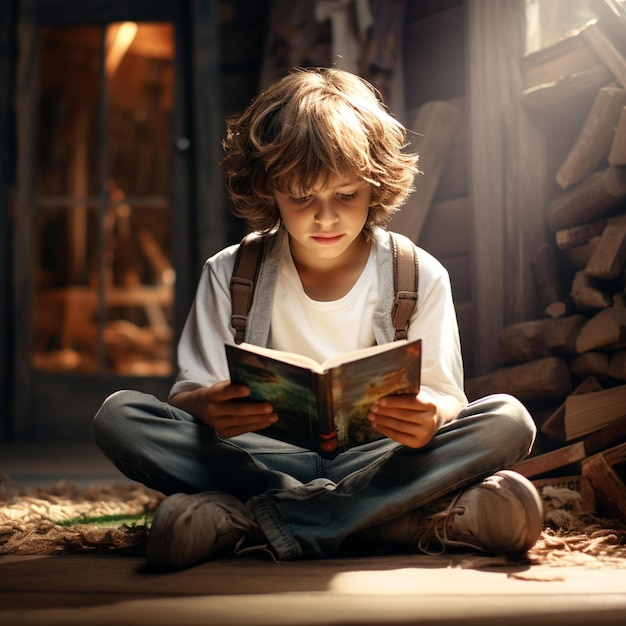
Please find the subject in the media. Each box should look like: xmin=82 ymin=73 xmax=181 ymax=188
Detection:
xmin=1 ymin=443 xmax=626 ymax=626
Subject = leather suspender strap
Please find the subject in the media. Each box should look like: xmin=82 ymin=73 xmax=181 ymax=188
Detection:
xmin=390 ymin=232 xmax=419 ymax=341
xmin=230 ymin=232 xmax=266 ymax=344
xmin=230 ymin=230 xmax=419 ymax=345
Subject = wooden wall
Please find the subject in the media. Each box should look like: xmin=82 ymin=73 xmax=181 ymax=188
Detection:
xmin=400 ymin=1 xmax=477 ymax=376
xmin=0 ymin=0 xmax=17 ymax=440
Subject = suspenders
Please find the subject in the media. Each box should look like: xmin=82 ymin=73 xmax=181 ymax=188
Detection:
xmin=229 ymin=231 xmax=419 ymax=344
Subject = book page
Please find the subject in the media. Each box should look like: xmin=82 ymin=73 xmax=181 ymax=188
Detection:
xmin=331 ymin=339 xmax=422 ymax=449
xmin=231 ymin=343 xmax=326 ymax=373
xmin=231 ymin=339 xmax=416 ymax=374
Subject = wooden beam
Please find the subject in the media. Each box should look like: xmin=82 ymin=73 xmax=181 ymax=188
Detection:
xmin=0 ymin=0 xmax=15 ymax=440
xmin=191 ymin=0 xmax=227 ymax=265
xmin=14 ymin=0 xmax=37 ymax=438
xmin=388 ymin=101 xmax=461 ymax=243
xmin=467 ymin=0 xmax=547 ymax=374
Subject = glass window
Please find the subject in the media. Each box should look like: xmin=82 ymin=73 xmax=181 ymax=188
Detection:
xmin=33 ymin=23 xmax=175 ymax=376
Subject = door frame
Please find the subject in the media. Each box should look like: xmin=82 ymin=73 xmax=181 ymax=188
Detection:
xmin=12 ymin=0 xmax=202 ymax=440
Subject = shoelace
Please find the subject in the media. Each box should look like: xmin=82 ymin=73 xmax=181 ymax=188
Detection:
xmin=413 ymin=492 xmax=485 ymax=555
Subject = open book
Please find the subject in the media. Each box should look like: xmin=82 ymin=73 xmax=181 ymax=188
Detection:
xmin=225 ymin=338 xmax=421 ymax=456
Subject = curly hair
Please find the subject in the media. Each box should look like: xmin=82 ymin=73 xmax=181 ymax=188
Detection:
xmin=221 ymin=67 xmax=419 ymax=237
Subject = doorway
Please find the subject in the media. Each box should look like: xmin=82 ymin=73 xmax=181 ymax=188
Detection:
xmin=14 ymin=2 xmax=192 ymax=440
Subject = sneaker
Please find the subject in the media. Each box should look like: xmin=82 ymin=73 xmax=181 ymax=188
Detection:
xmin=381 ymin=470 xmax=543 ymax=555
xmin=146 ymin=491 xmax=260 ymax=570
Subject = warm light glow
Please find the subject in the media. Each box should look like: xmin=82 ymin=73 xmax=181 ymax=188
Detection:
xmin=105 ymin=22 xmax=138 ymax=76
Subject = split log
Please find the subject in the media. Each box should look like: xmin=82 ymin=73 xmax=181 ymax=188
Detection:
xmin=544 ymin=315 xmax=589 ymax=355
xmin=555 ymin=85 xmax=626 ymax=190
xmin=541 ymin=376 xmax=603 ymax=442
xmin=583 ymin=444 xmax=626 ymax=522
xmin=544 ymin=301 xmax=569 ymax=318
xmin=496 ymin=320 xmax=545 ymax=365
xmin=614 ymin=293 xmax=626 ymax=307
xmin=496 ymin=316 xmax=587 ymax=365
xmin=465 ymin=357 xmax=572 ymax=403
xmin=585 ymin=214 xmax=626 ymax=279
xmin=532 ymin=242 xmax=567 ymax=317
xmin=555 ymin=219 xmax=607 ymax=249
xmin=569 ymin=352 xmax=611 ymax=380
xmin=546 ymin=166 xmax=626 ymax=234
xmin=609 ymin=106 xmax=626 ymax=165
xmin=565 ymin=384 xmax=626 ymax=440
xmin=575 ymin=306 xmax=626 ymax=353
xmin=565 ymin=236 xmax=602 ymax=269
xmin=570 ymin=270 xmax=612 ymax=310
xmin=609 ymin=350 xmax=626 ymax=379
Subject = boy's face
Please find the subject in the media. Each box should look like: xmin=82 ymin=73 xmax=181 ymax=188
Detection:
xmin=275 ymin=176 xmax=371 ymax=266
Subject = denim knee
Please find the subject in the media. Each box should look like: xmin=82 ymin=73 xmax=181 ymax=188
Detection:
xmin=93 ymin=389 xmax=142 ymax=446
xmin=484 ymin=393 xmax=536 ymax=457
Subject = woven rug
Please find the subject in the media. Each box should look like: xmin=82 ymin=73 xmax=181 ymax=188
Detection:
xmin=0 ymin=475 xmax=163 ymax=556
xmin=1 ymin=476 xmax=625 ymax=567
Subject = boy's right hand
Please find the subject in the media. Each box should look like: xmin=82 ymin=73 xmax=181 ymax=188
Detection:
xmin=169 ymin=380 xmax=277 ymax=438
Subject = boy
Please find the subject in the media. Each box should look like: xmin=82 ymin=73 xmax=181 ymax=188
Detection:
xmin=94 ymin=67 xmax=543 ymax=570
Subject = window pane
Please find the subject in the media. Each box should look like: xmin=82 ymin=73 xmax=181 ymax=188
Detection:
xmin=107 ymin=23 xmax=173 ymax=197
xmin=33 ymin=24 xmax=175 ymax=376
xmin=37 ymin=26 xmax=101 ymax=198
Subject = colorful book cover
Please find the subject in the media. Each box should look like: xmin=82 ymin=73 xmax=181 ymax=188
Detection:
xmin=225 ymin=339 xmax=422 ymax=456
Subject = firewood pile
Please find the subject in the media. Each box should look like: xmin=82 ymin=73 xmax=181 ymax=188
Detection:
xmin=466 ymin=1 xmax=626 ymax=523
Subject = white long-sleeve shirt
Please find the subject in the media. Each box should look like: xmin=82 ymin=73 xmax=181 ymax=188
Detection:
xmin=170 ymin=227 xmax=467 ymax=408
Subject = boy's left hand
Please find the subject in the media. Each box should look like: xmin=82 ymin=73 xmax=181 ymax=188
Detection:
xmin=368 ymin=392 xmax=450 ymax=448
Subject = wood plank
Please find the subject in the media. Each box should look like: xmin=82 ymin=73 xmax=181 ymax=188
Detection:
xmin=387 ymin=100 xmax=461 ymax=242
xmin=518 ymin=414 xmax=626 ymax=478
xmin=419 ymin=197 xmax=470 ymax=257
xmin=13 ymin=0 xmax=37 ymax=438
xmin=582 ymin=18 xmax=626 ymax=90
xmin=522 ymin=21 xmax=602 ymax=90
xmin=582 ymin=447 xmax=626 ymax=521
xmin=2 ymin=553 xmax=626 ymax=625
xmin=0 ymin=0 xmax=15 ymax=440
xmin=522 ymin=65 xmax=613 ymax=112
xmin=192 ymin=0 xmax=228 ymax=264
xmin=516 ymin=441 xmax=586 ymax=478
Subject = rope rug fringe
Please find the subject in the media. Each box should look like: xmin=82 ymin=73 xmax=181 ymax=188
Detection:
xmin=1 ymin=479 xmax=625 ymax=566
xmin=527 ymin=486 xmax=626 ymax=568
xmin=0 ymin=475 xmax=163 ymax=556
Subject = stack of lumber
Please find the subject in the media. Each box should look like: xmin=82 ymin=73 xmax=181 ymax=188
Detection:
xmin=466 ymin=0 xmax=626 ymax=522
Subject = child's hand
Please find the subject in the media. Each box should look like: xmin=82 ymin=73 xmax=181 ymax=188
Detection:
xmin=169 ymin=380 xmax=277 ymax=438
xmin=368 ymin=392 xmax=445 ymax=448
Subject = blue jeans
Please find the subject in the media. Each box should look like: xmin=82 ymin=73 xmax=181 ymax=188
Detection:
xmin=93 ymin=390 xmax=536 ymax=560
